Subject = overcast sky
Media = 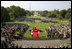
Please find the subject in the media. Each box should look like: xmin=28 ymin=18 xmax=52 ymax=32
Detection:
xmin=1 ymin=1 xmax=71 ymax=11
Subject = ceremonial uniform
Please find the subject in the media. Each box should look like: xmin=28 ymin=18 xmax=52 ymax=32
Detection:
xmin=31 ymin=28 xmax=39 ymax=38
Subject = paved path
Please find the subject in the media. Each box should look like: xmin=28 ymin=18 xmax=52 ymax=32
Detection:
xmin=12 ymin=38 xmax=70 ymax=48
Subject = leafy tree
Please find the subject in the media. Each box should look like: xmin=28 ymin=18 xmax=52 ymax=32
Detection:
xmin=59 ymin=9 xmax=67 ymax=19
xmin=7 ymin=5 xmax=26 ymax=19
xmin=1 ymin=6 xmax=10 ymax=22
xmin=26 ymin=10 xmax=34 ymax=16
xmin=41 ymin=10 xmax=48 ymax=17
xmin=7 ymin=7 xmax=15 ymax=19
xmin=56 ymin=14 xmax=62 ymax=19
xmin=65 ymin=12 xmax=71 ymax=19
xmin=65 ymin=8 xmax=71 ymax=20
xmin=47 ymin=12 xmax=56 ymax=18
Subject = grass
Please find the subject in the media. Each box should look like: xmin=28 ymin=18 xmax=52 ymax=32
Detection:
xmin=2 ymin=16 xmax=71 ymax=38
xmin=2 ymin=16 xmax=71 ymax=47
xmin=3 ymin=19 xmax=70 ymax=38
xmin=26 ymin=16 xmax=46 ymax=19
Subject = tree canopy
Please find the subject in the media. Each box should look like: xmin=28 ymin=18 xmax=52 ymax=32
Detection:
xmin=1 ymin=6 xmax=10 ymax=22
xmin=7 ymin=5 xmax=26 ymax=19
xmin=1 ymin=5 xmax=71 ymax=22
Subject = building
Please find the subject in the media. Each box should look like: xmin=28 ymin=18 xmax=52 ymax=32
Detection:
xmin=33 ymin=11 xmax=40 ymax=16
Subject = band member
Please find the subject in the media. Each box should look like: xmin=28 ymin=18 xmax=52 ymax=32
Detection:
xmin=31 ymin=27 xmax=39 ymax=38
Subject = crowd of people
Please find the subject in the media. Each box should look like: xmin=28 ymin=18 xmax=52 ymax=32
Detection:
xmin=1 ymin=23 xmax=71 ymax=48
xmin=45 ymin=24 xmax=71 ymax=39
xmin=1 ymin=24 xmax=29 ymax=40
xmin=1 ymin=40 xmax=22 ymax=48
xmin=1 ymin=24 xmax=29 ymax=48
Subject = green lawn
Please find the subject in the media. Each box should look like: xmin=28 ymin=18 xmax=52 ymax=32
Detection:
xmin=3 ymin=18 xmax=70 ymax=38
xmin=2 ymin=16 xmax=70 ymax=38
xmin=2 ymin=16 xmax=71 ymax=48
xmin=27 ymin=16 xmax=46 ymax=19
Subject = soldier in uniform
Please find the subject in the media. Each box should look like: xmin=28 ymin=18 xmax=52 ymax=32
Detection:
xmin=31 ymin=27 xmax=39 ymax=38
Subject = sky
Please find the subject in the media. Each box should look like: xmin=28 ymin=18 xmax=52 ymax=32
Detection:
xmin=1 ymin=1 xmax=71 ymax=11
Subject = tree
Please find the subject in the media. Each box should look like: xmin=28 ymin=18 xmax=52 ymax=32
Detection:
xmin=65 ymin=12 xmax=71 ymax=19
xmin=65 ymin=8 xmax=71 ymax=20
xmin=26 ymin=10 xmax=34 ymax=16
xmin=7 ymin=5 xmax=26 ymax=19
xmin=46 ymin=12 xmax=56 ymax=18
xmin=46 ymin=9 xmax=59 ymax=18
xmin=1 ymin=6 xmax=10 ymax=22
xmin=59 ymin=9 xmax=67 ymax=19
xmin=56 ymin=14 xmax=62 ymax=19
xmin=7 ymin=7 xmax=15 ymax=19
xmin=41 ymin=10 xmax=48 ymax=17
